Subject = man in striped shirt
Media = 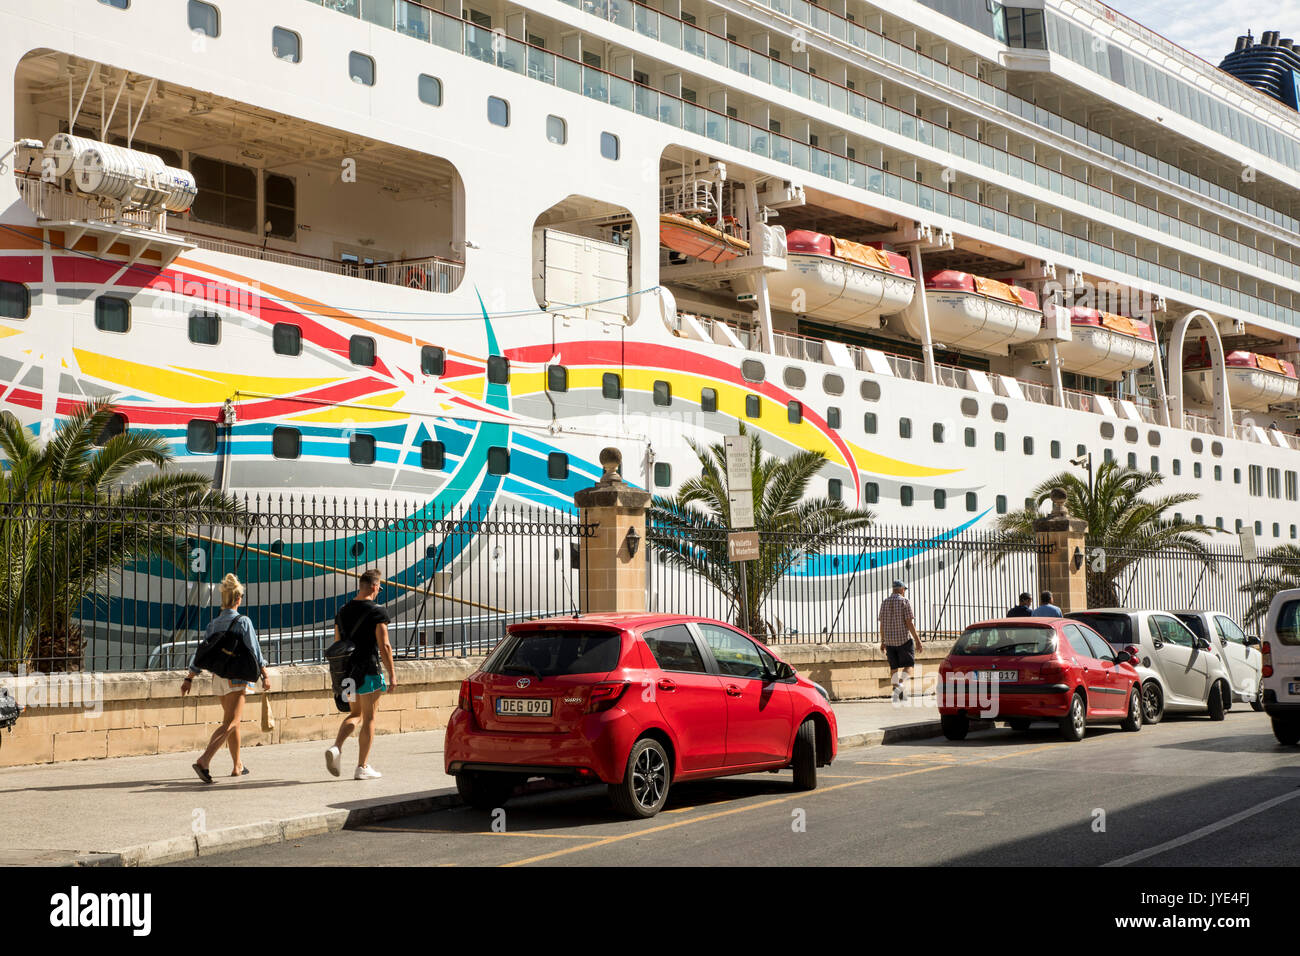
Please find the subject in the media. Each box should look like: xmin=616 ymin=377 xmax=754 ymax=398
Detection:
xmin=879 ymin=580 xmax=923 ymax=701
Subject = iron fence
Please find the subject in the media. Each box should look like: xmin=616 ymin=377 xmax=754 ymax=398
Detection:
xmin=1 ymin=493 xmax=593 ymax=673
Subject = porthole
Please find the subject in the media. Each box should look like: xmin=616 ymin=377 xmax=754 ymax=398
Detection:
xmin=783 ymin=366 xmax=806 ymax=389
xmin=741 ymin=359 xmax=766 ymax=383
xmin=822 ymin=373 xmax=844 ymax=395
xmin=1100 ymin=421 xmax=1115 ymax=440
xmin=1124 ymin=426 xmax=1138 ymax=443
xmin=861 ymin=380 xmax=881 ymax=401
xmin=1191 ymin=437 xmax=1203 ymax=453
xmin=991 ymin=402 xmax=1008 ymax=422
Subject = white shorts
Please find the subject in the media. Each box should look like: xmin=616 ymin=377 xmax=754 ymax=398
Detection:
xmin=214 ymin=677 xmax=253 ymax=697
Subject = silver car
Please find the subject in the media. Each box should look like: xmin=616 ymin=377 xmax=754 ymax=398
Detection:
xmin=1173 ymin=611 xmax=1264 ymax=712
xmin=1066 ymin=609 xmax=1234 ymax=724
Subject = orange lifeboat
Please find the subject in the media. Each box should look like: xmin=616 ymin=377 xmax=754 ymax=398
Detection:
xmin=766 ymin=230 xmax=916 ymax=327
xmin=904 ymin=271 xmax=1041 ymax=356
xmin=1185 ymin=345 xmax=1299 ymax=411
xmin=659 ymin=213 xmax=750 ymax=262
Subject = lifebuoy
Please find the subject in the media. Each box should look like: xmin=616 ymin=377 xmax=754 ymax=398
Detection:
xmin=405 ymin=267 xmax=429 ymax=290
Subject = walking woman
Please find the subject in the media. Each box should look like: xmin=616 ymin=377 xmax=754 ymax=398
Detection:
xmin=181 ymin=573 xmax=271 ymax=783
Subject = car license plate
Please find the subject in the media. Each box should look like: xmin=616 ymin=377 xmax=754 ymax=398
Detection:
xmin=972 ymin=670 xmax=1017 ymax=682
xmin=496 ymin=697 xmax=552 ymax=716
xmin=1288 ymin=682 xmax=1300 ymax=696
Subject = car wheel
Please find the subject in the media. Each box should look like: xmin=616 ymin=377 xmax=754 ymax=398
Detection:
xmin=1008 ymin=718 xmax=1032 ymax=732
xmin=1207 ymin=680 xmax=1226 ymax=721
xmin=1121 ymin=686 xmax=1142 ymax=732
xmin=1141 ymin=680 xmax=1164 ymax=725
xmin=792 ymin=719 xmax=817 ymax=791
xmin=1059 ymin=692 xmax=1087 ymax=742
xmin=456 ymin=771 xmax=517 ymax=811
xmin=941 ymin=713 xmax=969 ymax=741
xmin=1273 ymin=716 xmax=1300 ymax=746
xmin=1251 ymin=679 xmax=1266 ymax=713
xmin=609 ymin=737 xmax=671 ymax=819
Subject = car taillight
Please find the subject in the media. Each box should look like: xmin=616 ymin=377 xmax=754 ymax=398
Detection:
xmin=457 ymin=679 xmax=471 ymax=711
xmin=1039 ymin=661 xmax=1066 ymax=682
xmin=588 ymin=681 xmax=629 ymax=713
xmin=1262 ymin=641 xmax=1273 ymax=678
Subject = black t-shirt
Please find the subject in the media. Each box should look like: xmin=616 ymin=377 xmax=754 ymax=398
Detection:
xmin=1005 ymin=605 xmax=1032 ymax=618
xmin=334 ymin=599 xmax=390 ymax=677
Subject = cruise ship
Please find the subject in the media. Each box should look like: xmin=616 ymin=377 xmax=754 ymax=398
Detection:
xmin=3 ymin=0 xmax=1300 ymax=641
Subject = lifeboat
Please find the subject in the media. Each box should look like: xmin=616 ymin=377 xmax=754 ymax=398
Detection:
xmin=1053 ymin=308 xmax=1157 ymax=380
xmin=659 ymin=213 xmax=750 ymax=262
xmin=896 ymin=271 xmax=1041 ymax=356
xmin=765 ymin=230 xmax=916 ymax=327
xmin=1184 ymin=349 xmax=1299 ymax=411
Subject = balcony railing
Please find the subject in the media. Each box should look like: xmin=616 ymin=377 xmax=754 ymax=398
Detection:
xmin=17 ymin=175 xmax=166 ymax=231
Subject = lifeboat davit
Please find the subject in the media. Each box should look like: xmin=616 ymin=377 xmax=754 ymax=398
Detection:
xmin=1184 ymin=349 xmax=1299 ymax=411
xmin=765 ymin=230 xmax=915 ymax=327
xmin=1055 ymin=308 xmax=1157 ymax=380
xmin=659 ymin=213 xmax=750 ymax=262
xmin=902 ymin=271 xmax=1041 ymax=356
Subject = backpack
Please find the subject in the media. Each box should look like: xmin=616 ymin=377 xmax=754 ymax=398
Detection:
xmin=192 ymin=615 xmax=261 ymax=682
xmin=325 ymin=608 xmax=381 ymax=712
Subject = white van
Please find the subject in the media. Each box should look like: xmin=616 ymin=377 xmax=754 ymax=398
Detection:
xmin=1262 ymin=589 xmax=1300 ymax=746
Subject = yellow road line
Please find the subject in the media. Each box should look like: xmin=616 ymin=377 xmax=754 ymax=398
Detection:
xmin=363 ymin=826 xmax=592 ymax=840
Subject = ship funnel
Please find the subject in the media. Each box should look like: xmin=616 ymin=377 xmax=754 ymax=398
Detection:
xmin=1235 ymin=35 xmax=1249 ymax=51
xmin=1282 ymin=37 xmax=1295 ymax=49
xmin=1263 ymin=30 xmax=1280 ymax=45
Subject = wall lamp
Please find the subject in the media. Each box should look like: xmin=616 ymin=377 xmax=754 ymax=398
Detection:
xmin=625 ymin=525 xmax=641 ymax=559
xmin=1072 ymin=546 xmax=1084 ymax=571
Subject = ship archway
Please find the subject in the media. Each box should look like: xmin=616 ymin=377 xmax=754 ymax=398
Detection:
xmin=532 ymin=195 xmax=638 ymax=325
xmin=1166 ymin=310 xmax=1233 ymax=438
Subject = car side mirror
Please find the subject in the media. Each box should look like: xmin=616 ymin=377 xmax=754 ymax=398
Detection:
xmin=1194 ymin=637 xmax=1212 ymax=651
xmin=1115 ymin=650 xmax=1133 ymax=664
xmin=1244 ymin=636 xmax=1261 ymax=647
xmin=770 ymin=661 xmax=795 ymax=681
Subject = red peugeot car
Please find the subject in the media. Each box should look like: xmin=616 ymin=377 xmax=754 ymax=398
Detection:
xmin=937 ymin=618 xmax=1143 ymax=742
xmin=444 ymin=613 xmax=838 ymax=818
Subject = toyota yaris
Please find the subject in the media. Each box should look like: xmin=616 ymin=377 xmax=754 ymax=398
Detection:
xmin=444 ymin=613 xmax=838 ymax=818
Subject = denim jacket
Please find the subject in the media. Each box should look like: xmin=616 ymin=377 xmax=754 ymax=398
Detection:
xmin=188 ymin=608 xmax=267 ymax=676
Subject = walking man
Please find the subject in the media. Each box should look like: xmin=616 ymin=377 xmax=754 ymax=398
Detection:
xmin=325 ymin=569 xmax=396 ymax=780
xmin=1006 ymin=592 xmax=1034 ymax=617
xmin=879 ymin=579 xmax=923 ymax=701
xmin=1032 ymin=590 xmax=1063 ymax=618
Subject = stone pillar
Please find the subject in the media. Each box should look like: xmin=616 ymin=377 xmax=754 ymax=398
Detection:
xmin=573 ymin=448 xmax=651 ymax=614
xmin=1033 ymin=487 xmax=1089 ymax=613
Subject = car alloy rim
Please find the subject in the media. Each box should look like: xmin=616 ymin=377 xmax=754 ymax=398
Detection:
xmin=1142 ymin=685 xmax=1160 ymax=720
xmin=1072 ymin=699 xmax=1084 ymax=733
xmin=632 ymin=747 xmax=666 ymax=809
xmin=1130 ymin=692 xmax=1139 ymax=722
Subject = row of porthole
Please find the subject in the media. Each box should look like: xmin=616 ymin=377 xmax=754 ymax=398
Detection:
xmin=1100 ymin=420 xmax=1227 ymax=458
xmin=826 ymin=480 xmax=1010 ymax=515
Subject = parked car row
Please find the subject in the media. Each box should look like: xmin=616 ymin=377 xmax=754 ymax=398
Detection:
xmin=938 ymin=604 xmax=1277 ymax=743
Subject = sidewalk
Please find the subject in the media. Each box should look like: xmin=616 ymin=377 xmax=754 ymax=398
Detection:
xmin=0 ymin=697 xmax=964 ymax=866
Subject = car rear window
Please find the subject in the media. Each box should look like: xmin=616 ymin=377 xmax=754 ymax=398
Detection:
xmin=952 ymin=626 xmax=1056 ymax=656
xmin=1069 ymin=613 xmax=1131 ymax=647
xmin=486 ymin=629 xmax=622 ymax=677
xmin=1276 ymin=600 xmax=1300 ymax=646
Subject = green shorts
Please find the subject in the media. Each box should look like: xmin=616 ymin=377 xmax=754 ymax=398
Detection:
xmin=356 ymin=672 xmax=388 ymax=695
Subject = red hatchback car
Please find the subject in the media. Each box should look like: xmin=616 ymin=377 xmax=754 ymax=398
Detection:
xmin=937 ymin=618 xmax=1144 ymax=741
xmin=444 ymin=613 xmax=838 ymax=818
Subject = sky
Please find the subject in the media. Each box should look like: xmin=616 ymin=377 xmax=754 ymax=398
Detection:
xmin=1103 ymin=0 xmax=1300 ymax=65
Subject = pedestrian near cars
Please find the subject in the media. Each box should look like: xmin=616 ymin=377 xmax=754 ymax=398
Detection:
xmin=325 ymin=569 xmax=396 ymax=780
xmin=879 ymin=579 xmax=923 ymax=700
xmin=182 ymin=573 xmax=270 ymax=783
xmin=1033 ymin=590 xmax=1063 ymax=617
xmin=1006 ymin=592 xmax=1034 ymax=617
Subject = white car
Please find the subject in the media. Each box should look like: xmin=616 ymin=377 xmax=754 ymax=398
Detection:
xmin=1262 ymin=589 xmax=1300 ymax=746
xmin=1173 ymin=611 xmax=1264 ymax=712
xmin=1066 ymin=609 xmax=1233 ymax=724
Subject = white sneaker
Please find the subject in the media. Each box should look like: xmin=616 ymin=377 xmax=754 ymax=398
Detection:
xmin=355 ymin=764 xmax=382 ymax=780
xmin=325 ymin=746 xmax=341 ymax=777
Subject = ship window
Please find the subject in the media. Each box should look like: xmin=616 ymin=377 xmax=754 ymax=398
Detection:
xmin=1249 ymin=465 xmax=1264 ymax=497
xmin=487 ymin=446 xmax=510 ymax=475
xmin=741 ymin=359 xmax=766 ymax=383
xmin=546 ymin=115 xmax=567 ymax=144
xmin=1100 ymin=421 xmax=1115 ymax=440
xmin=699 ymin=387 xmax=715 ymax=412
xmin=420 ymin=440 xmax=445 ymax=470
xmin=934 ymin=489 xmax=946 ymax=509
xmin=1256 ymin=521 xmax=1263 ymax=536
xmin=1050 ymin=440 xmax=1061 ymax=459
xmin=1190 ymin=437 xmax=1202 ymax=453
xmin=188 ymin=310 xmax=220 ymax=346
xmin=421 ymin=346 xmax=446 ymax=376
xmin=487 ymin=96 xmax=510 ymax=126
xmin=827 ymin=407 xmax=841 ymax=430
xmin=1124 ymin=426 xmax=1138 ymax=443
xmin=349 ymin=335 xmax=376 ymax=367
xmin=822 ymin=373 xmax=844 ymax=395
xmin=964 ymin=428 xmax=976 ymax=448
xmin=1287 ymin=472 xmax=1298 ymax=501
xmin=188 ymin=0 xmax=220 ymax=38
xmin=94 ymin=296 xmax=130 ymax=333
xmin=1293 ymin=525 xmax=1298 ymax=539
xmin=994 ymin=432 xmax=1005 ymax=452
xmin=0 ymin=281 xmax=30 ymax=319
xmin=932 ymin=423 xmax=945 ymax=443
xmin=746 ymin=394 xmax=762 ymax=419
xmin=865 ymin=482 xmax=879 ymax=504
xmin=787 ymin=401 xmax=802 ymax=424
xmin=1127 ymin=452 xmax=1137 ymax=469
xmin=1275 ymin=523 xmax=1282 ymax=538
xmin=900 ymin=486 xmax=914 ymax=507
xmin=349 ymin=52 xmax=375 ymax=86
xmin=1216 ymin=517 xmax=1224 ymax=530
xmin=991 ymin=402 xmax=1008 ymax=422
xmin=1234 ymin=519 xmax=1243 ymax=533
xmin=189 ymin=155 xmax=257 ymax=232
xmin=996 ymin=495 xmax=1007 ymax=514
xmin=548 ymin=452 xmax=569 ymax=481
xmin=99 ymin=0 xmax=128 ymax=7
xmin=418 ymin=74 xmax=443 ymax=107
xmin=1214 ymin=465 xmax=1222 ymax=481
xmin=1233 ymin=468 xmax=1241 ymax=484
xmin=1150 ymin=431 xmax=1162 ymax=447
xmin=1172 ymin=458 xmax=1181 ymax=475
xmin=783 ymin=367 xmax=806 ymax=389
xmin=861 ymin=380 xmax=881 ymax=401
xmin=1212 ymin=441 xmax=1223 ymax=457
xmin=272 ymin=427 xmax=301 ymax=460
xmin=1268 ymin=468 xmax=1281 ymax=498
xmin=828 ymin=478 xmax=842 ymax=502
xmin=864 ymin=412 xmax=877 ymax=434
xmin=186 ymin=420 xmax=218 ymax=455
xmin=1076 ymin=444 xmax=1086 ymax=458
xmin=1023 ymin=436 xmax=1034 ymax=455
xmin=487 ymin=355 xmax=509 ymax=384
xmin=349 ymin=434 xmax=376 ymax=465
xmin=600 ymin=132 xmax=620 ymax=160
xmin=1194 ymin=462 xmax=1202 ymax=479
xmin=960 ymin=397 xmax=979 ymax=417
xmin=653 ymin=380 xmax=671 ymax=406
xmin=603 ymin=372 xmax=622 ymax=400
xmin=1104 ymin=449 xmax=1114 ymax=464
xmin=264 ymin=172 xmax=296 ymax=239
xmin=94 ymin=413 xmax=127 ymax=446
xmin=547 ymin=365 xmax=568 ymax=392
xmin=273 ymin=323 xmax=301 ymax=356
xmin=899 ymin=417 xmax=912 ymax=439
xmin=272 ymin=27 xmax=300 ymax=63
xmin=966 ymin=492 xmax=977 ymax=512
xmin=654 ymin=462 xmax=672 ymax=487
xmin=1151 ymin=456 xmax=1160 ymax=472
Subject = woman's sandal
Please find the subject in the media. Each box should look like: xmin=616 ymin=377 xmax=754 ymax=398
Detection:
xmin=232 ymin=767 xmax=249 ymax=776
xmin=192 ymin=763 xmax=213 ymax=784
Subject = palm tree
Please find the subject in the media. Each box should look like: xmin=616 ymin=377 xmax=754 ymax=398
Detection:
xmin=984 ymin=459 xmax=1213 ymax=608
xmin=647 ymin=426 xmax=874 ymax=638
xmin=1239 ymin=543 xmax=1300 ymax=627
xmin=0 ymin=399 xmax=240 ymax=671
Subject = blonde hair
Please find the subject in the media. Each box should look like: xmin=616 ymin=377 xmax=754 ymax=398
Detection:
xmin=220 ymin=573 xmax=245 ymax=609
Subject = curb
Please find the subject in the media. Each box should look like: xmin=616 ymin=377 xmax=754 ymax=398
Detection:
xmin=70 ymin=720 xmax=970 ymax=867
